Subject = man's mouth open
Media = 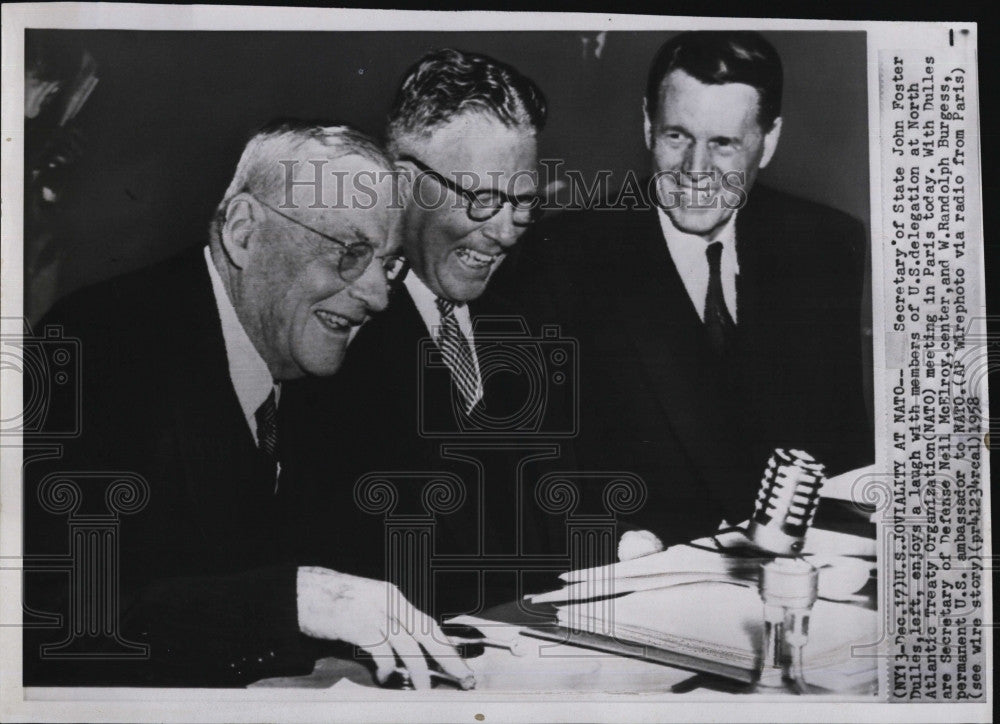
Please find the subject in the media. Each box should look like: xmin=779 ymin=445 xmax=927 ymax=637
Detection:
xmin=314 ymin=309 xmax=359 ymax=332
xmin=455 ymin=247 xmax=505 ymax=272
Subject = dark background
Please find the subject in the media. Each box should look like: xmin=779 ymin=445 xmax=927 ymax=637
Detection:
xmin=26 ymin=29 xmax=869 ymax=309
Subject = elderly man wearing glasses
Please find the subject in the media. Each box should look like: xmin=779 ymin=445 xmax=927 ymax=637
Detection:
xmin=283 ymin=49 xmax=563 ymax=627
xmin=24 ymin=119 xmax=474 ymax=689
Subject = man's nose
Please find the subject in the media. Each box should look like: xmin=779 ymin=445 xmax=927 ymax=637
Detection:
xmin=681 ymin=141 xmax=713 ymax=178
xmin=482 ymin=204 xmax=522 ymax=249
xmin=350 ymin=260 xmax=391 ymax=313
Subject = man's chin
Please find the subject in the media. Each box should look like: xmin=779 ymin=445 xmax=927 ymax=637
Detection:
xmin=667 ymin=208 xmax=732 ymax=240
xmin=440 ymin=274 xmax=489 ymax=305
xmin=295 ymin=343 xmax=348 ymax=378
xmin=301 ymin=359 xmax=345 ymax=378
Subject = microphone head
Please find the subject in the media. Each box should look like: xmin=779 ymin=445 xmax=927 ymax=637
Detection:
xmin=748 ymin=448 xmax=826 ymax=554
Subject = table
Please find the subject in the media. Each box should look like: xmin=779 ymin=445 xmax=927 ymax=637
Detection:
xmin=249 ymin=601 xmax=747 ymax=693
xmin=251 ymin=469 xmax=878 ymax=694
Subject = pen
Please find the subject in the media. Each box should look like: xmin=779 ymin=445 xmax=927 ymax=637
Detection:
xmin=455 ymin=636 xmax=526 ymax=657
xmin=442 ymin=621 xmax=528 ymax=656
xmin=387 ymin=668 xmax=477 ymax=690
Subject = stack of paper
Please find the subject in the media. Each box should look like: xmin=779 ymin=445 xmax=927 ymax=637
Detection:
xmin=552 ymin=578 xmax=878 ymax=691
xmin=524 ymin=529 xmax=879 ymax=691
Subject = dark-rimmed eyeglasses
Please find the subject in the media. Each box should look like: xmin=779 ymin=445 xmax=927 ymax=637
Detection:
xmin=252 ymin=196 xmax=407 ymax=283
xmin=398 ymin=154 xmax=542 ymax=226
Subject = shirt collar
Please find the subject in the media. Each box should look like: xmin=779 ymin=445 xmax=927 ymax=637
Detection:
xmin=656 ymin=208 xmax=740 ymax=322
xmin=204 ymin=246 xmax=276 ymax=432
xmin=403 ymin=269 xmax=476 ymax=341
xmin=656 ymin=207 xmax=739 ymax=262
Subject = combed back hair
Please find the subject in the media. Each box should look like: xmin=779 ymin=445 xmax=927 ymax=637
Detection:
xmin=385 ymin=48 xmax=547 ymax=153
xmin=646 ymin=31 xmax=783 ymax=130
xmin=210 ymin=118 xmax=392 ymax=243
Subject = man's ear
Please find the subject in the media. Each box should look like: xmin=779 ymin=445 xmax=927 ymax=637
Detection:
xmin=220 ymin=193 xmax=257 ymax=269
xmin=759 ymin=116 xmax=783 ymax=170
xmin=642 ymin=97 xmax=653 ymax=152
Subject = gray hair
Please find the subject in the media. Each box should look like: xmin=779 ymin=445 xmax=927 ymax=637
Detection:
xmin=209 ymin=119 xmax=393 ymax=244
xmin=385 ymin=48 xmax=547 ymax=155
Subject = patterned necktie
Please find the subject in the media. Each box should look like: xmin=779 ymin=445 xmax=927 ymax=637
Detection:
xmin=255 ymin=386 xmax=280 ymax=492
xmin=704 ymin=241 xmax=736 ymax=356
xmin=435 ymin=297 xmax=483 ymax=413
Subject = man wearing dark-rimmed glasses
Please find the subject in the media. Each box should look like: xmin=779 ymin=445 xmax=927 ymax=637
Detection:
xmin=286 ymin=49 xmax=562 ymax=623
xmin=382 ymin=48 xmax=545 ymax=415
xmin=396 ymin=152 xmax=542 ymax=231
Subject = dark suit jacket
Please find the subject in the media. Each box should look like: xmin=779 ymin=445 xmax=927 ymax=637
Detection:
xmin=282 ymin=281 xmax=571 ymax=619
xmin=23 ymin=246 xmax=327 ymax=687
xmin=494 ymin=184 xmax=873 ymax=546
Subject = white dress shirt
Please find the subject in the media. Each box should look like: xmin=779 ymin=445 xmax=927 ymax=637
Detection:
xmin=403 ymin=271 xmax=484 ymax=404
xmin=204 ymin=246 xmax=278 ymax=443
xmin=656 ymin=208 xmax=740 ymax=322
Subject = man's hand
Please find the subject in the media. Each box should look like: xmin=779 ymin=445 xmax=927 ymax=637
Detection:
xmin=617 ymin=529 xmax=664 ymax=561
xmin=296 ymin=566 xmax=474 ymax=689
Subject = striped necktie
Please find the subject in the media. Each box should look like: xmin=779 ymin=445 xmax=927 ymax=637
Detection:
xmin=435 ymin=297 xmax=483 ymax=413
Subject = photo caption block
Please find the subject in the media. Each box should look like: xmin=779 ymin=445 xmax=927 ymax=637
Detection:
xmin=881 ymin=47 xmax=987 ymax=702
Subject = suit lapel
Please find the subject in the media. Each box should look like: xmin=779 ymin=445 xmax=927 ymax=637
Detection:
xmin=163 ymin=252 xmax=270 ymax=542
xmin=468 ymin=290 xmax=511 ymax=409
xmin=734 ymin=193 xmax=772 ymax=342
xmin=373 ymin=286 xmax=455 ymax=438
xmin=733 ymin=190 xmax=794 ymax=450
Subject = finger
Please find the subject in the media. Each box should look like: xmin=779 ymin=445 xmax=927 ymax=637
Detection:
xmin=417 ymin=619 xmax=475 ymax=682
xmin=388 ymin=631 xmax=432 ymax=690
xmin=362 ymin=640 xmax=398 ymax=685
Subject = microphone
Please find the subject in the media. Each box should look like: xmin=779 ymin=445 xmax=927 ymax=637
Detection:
xmin=747 ymin=449 xmax=826 ymax=555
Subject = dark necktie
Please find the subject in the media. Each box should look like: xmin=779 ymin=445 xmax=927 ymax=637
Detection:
xmin=704 ymin=241 xmax=736 ymax=356
xmin=435 ymin=297 xmax=483 ymax=413
xmin=255 ymin=386 xmax=280 ymax=492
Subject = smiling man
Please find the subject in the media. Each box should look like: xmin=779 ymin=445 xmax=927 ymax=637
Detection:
xmin=507 ymin=32 xmax=874 ymax=550
xmin=309 ymin=48 xmax=546 ymax=435
xmin=208 ymin=126 xmax=402 ymax=380
xmin=385 ymin=48 xmax=545 ymax=415
xmin=24 ymin=120 xmax=474 ymax=688
xmin=392 ymin=112 xmax=539 ymax=310
xmin=283 ymin=49 xmax=556 ymax=621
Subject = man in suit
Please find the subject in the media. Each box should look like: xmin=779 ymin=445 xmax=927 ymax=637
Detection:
xmin=286 ymin=50 xmax=569 ymax=620
xmin=503 ymin=31 xmax=873 ymax=550
xmin=24 ymin=120 xmax=473 ymax=688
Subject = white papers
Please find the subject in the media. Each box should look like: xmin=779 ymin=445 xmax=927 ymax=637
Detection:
xmin=556 ymin=581 xmax=878 ymax=690
xmin=533 ymin=535 xmax=873 ymax=604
